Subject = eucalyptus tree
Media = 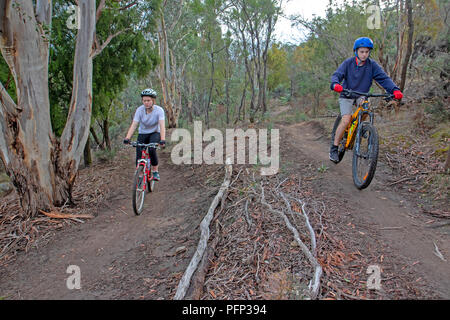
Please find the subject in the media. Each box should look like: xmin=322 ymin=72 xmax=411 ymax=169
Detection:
xmin=153 ymin=0 xmax=201 ymax=128
xmin=193 ymin=0 xmax=228 ymax=128
xmin=91 ymin=1 xmax=159 ymax=149
xmin=224 ymin=0 xmax=281 ymax=122
xmin=0 ymin=0 xmax=160 ymax=217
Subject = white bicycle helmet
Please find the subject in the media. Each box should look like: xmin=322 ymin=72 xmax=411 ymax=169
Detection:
xmin=141 ymin=88 xmax=157 ymax=98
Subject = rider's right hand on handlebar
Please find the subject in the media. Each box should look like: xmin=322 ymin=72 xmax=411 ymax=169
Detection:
xmin=333 ymin=84 xmax=343 ymax=93
xmin=123 ymin=138 xmax=130 ymax=145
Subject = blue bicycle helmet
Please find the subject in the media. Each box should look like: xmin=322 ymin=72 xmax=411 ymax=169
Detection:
xmin=353 ymin=37 xmax=374 ymax=54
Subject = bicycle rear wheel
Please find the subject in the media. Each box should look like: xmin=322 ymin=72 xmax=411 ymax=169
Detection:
xmin=352 ymin=123 xmax=379 ymax=189
xmin=132 ymin=166 xmax=146 ymax=215
xmin=331 ymin=115 xmax=346 ymax=162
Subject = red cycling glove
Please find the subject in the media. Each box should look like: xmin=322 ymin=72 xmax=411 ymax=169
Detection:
xmin=333 ymin=84 xmax=343 ymax=93
xmin=393 ymin=90 xmax=403 ymax=100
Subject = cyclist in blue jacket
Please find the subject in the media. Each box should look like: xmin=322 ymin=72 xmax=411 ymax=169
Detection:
xmin=329 ymin=37 xmax=403 ymax=163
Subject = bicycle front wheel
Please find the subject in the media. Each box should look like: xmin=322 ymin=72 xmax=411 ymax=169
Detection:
xmin=132 ymin=166 xmax=146 ymax=215
xmin=352 ymin=123 xmax=379 ymax=189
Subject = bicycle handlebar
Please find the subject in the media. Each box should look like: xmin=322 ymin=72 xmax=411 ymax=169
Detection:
xmin=342 ymin=89 xmax=394 ymax=101
xmin=130 ymin=142 xmax=160 ymax=148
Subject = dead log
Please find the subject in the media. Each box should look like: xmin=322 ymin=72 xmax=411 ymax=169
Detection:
xmin=184 ymin=237 xmax=219 ymax=299
xmin=174 ymin=159 xmax=232 ymax=300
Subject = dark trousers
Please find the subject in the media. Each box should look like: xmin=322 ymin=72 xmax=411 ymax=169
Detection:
xmin=136 ymin=132 xmax=160 ymax=167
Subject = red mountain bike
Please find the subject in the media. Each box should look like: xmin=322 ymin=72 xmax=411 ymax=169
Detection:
xmin=129 ymin=142 xmax=160 ymax=215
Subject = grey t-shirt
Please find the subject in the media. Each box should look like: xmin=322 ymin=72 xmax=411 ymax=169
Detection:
xmin=133 ymin=105 xmax=165 ymax=134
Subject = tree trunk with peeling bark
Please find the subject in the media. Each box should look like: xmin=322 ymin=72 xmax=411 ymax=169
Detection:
xmin=156 ymin=3 xmax=184 ymax=129
xmin=187 ymin=80 xmax=193 ymax=123
xmin=0 ymin=0 xmax=95 ymax=217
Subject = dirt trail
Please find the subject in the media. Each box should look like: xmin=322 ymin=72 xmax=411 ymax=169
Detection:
xmin=0 ymin=150 xmax=216 ymax=299
xmin=281 ymin=121 xmax=450 ymax=298
xmin=0 ymin=120 xmax=448 ymax=299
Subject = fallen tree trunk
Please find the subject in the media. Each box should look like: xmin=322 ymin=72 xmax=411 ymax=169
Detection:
xmin=174 ymin=159 xmax=232 ymax=300
xmin=184 ymin=236 xmax=219 ymax=299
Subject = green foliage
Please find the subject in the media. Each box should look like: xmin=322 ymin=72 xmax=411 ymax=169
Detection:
xmin=0 ymin=57 xmax=17 ymax=103
xmin=48 ymin=1 xmax=77 ymax=135
xmin=278 ymin=93 xmax=290 ymax=104
xmin=424 ymin=99 xmax=450 ymax=122
xmin=94 ymin=147 xmax=117 ymax=163
xmin=267 ymin=43 xmax=289 ymax=92
xmin=286 ymin=110 xmax=308 ymax=123
xmin=2 ymin=0 xmax=448 ymax=133
xmin=292 ymin=38 xmax=330 ymax=111
xmin=317 ymin=164 xmax=329 ymax=173
xmin=93 ymin=0 xmax=160 ymax=111
xmin=283 ymin=0 xmax=448 ymax=118
xmin=325 ymin=96 xmax=338 ymax=111
xmin=48 ymin=0 xmax=160 ymax=137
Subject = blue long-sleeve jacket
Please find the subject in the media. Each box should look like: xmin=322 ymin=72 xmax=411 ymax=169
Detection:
xmin=330 ymin=57 xmax=400 ymax=99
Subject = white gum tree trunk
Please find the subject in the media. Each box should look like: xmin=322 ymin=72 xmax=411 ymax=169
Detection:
xmin=0 ymin=0 xmax=95 ymax=217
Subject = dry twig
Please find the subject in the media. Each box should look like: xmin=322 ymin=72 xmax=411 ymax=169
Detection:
xmin=39 ymin=210 xmax=94 ymax=220
xmin=258 ymin=182 xmax=323 ymax=299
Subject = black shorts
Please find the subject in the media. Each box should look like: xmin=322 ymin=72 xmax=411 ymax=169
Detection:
xmin=136 ymin=132 xmax=160 ymax=166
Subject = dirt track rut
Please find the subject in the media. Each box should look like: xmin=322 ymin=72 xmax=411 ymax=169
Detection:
xmin=0 ymin=150 xmax=214 ymax=299
xmin=282 ymin=121 xmax=450 ymax=298
xmin=1 ymin=121 xmax=448 ymax=299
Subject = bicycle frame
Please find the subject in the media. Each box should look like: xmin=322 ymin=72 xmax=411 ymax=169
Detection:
xmin=134 ymin=142 xmax=159 ymax=192
xmin=341 ymin=89 xmax=393 ymax=150
xmin=345 ymin=99 xmax=373 ymax=150
xmin=137 ymin=148 xmax=151 ymax=192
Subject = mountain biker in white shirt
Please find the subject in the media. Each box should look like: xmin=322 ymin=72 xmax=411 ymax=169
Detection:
xmin=123 ymin=88 xmax=166 ymax=181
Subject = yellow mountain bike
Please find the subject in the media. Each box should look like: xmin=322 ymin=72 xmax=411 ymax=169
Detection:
xmin=331 ymin=89 xmax=394 ymax=189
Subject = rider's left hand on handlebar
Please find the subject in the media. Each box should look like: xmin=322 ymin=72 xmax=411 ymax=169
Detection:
xmin=123 ymin=138 xmax=130 ymax=145
xmin=159 ymin=140 xmax=166 ymax=148
xmin=393 ymin=90 xmax=403 ymax=100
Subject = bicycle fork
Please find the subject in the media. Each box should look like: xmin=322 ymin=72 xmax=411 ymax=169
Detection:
xmin=136 ymin=160 xmax=149 ymax=191
xmin=354 ymin=110 xmax=374 ymax=160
